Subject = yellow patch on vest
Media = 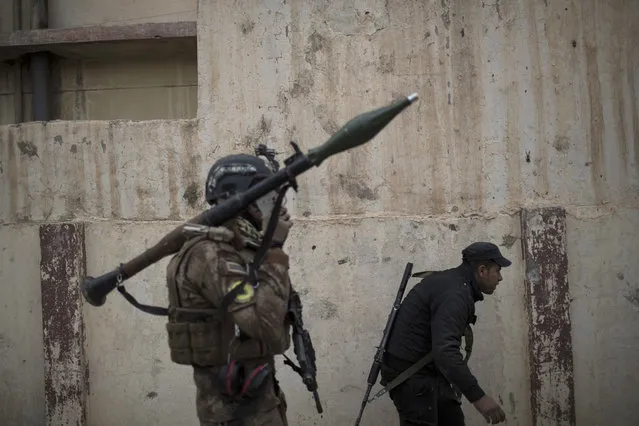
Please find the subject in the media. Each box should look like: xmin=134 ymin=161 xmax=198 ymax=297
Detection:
xmin=229 ymin=280 xmax=254 ymax=303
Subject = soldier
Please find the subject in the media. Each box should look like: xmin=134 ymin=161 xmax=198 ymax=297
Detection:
xmin=164 ymin=153 xmax=294 ymax=426
xmin=380 ymin=242 xmax=511 ymax=425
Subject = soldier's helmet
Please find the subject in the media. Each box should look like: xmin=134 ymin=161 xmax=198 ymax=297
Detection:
xmin=205 ymin=154 xmax=274 ymax=205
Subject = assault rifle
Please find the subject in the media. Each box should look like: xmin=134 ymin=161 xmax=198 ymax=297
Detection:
xmin=81 ymin=93 xmax=419 ymax=308
xmin=354 ymin=262 xmax=414 ymax=426
xmin=283 ymin=290 xmax=323 ymax=414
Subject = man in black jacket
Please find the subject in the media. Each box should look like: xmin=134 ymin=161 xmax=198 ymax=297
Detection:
xmin=380 ymin=242 xmax=511 ymax=425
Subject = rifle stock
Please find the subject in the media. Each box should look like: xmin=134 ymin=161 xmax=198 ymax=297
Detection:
xmin=81 ymin=93 xmax=418 ymax=309
xmin=354 ymin=261 xmax=413 ymax=426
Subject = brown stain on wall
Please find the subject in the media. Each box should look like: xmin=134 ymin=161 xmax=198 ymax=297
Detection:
xmin=547 ymin=0 xmax=580 ymax=193
xmin=585 ymin=42 xmax=605 ymax=204
xmin=7 ymin=129 xmax=18 ymax=220
xmin=73 ymin=61 xmax=87 ymax=120
xmin=579 ymin=0 xmax=607 ymax=204
xmin=320 ymin=26 xmax=342 ymax=219
xmin=337 ymin=174 xmax=378 ymax=202
xmin=180 ymin=121 xmax=201 ymax=212
xmin=17 ymin=140 xmax=39 ymax=158
xmin=167 ymin=135 xmax=180 ymax=220
xmin=527 ymin=0 xmax=549 ymax=198
xmin=107 ymin=123 xmax=122 ymax=218
xmin=385 ymin=1 xmax=448 ymax=215
xmin=449 ymin=1 xmax=485 ymax=212
xmin=432 ymin=2 xmax=455 ymax=215
xmin=285 ymin=3 xmax=312 ymax=215
xmin=73 ymin=135 xmax=89 ymax=219
xmin=135 ymin=182 xmax=153 ymax=219
xmin=93 ymin=133 xmax=105 ymax=217
xmin=506 ymin=75 xmax=522 ymax=207
xmin=39 ymin=223 xmax=88 ymax=424
xmin=611 ymin=11 xmax=628 ymax=178
xmin=344 ymin=128 xmax=375 ymax=213
xmin=628 ymin=37 xmax=639 ymax=173
xmin=429 ymin=0 xmax=450 ymax=215
xmin=18 ymin=137 xmax=33 ymax=221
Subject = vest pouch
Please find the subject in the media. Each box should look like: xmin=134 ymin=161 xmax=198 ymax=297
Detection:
xmin=189 ymin=322 xmax=224 ymax=366
xmin=166 ymin=322 xmax=193 ymax=365
xmin=229 ymin=338 xmax=266 ymax=360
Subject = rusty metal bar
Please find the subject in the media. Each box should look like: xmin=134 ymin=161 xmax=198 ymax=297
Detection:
xmin=0 ymin=21 xmax=197 ymax=61
xmin=521 ymin=207 xmax=576 ymax=426
xmin=39 ymin=223 xmax=88 ymax=426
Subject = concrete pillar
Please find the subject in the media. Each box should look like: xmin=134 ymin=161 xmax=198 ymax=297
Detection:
xmin=521 ymin=207 xmax=576 ymax=426
xmin=39 ymin=223 xmax=88 ymax=426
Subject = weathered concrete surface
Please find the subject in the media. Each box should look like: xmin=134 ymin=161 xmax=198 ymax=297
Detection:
xmin=48 ymin=0 xmax=196 ymax=29
xmin=81 ymin=215 xmax=529 ymax=425
xmin=0 ymin=224 xmax=45 ymax=425
xmin=0 ymin=119 xmax=204 ymax=224
xmin=568 ymin=207 xmax=639 ymax=426
xmin=2 ymin=1 xmax=637 ymax=218
xmin=82 ymin=221 xmax=200 ymax=425
xmin=0 ymin=0 xmax=638 ymax=425
xmin=522 ymin=208 xmax=575 ymax=425
xmin=40 ymin=223 xmax=88 ymax=425
xmin=198 ymin=0 xmax=639 ymax=218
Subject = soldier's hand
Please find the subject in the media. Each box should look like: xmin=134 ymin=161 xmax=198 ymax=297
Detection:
xmin=271 ymin=207 xmax=293 ymax=245
xmin=473 ymin=395 xmax=506 ymax=424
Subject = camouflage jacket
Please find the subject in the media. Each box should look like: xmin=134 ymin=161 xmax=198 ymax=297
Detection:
xmin=166 ymin=216 xmax=292 ymax=423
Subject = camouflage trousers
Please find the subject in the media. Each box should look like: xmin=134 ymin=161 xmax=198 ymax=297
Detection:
xmin=200 ymin=403 xmax=288 ymax=426
xmin=197 ymin=374 xmax=288 ymax=426
xmin=193 ymin=360 xmax=288 ymax=426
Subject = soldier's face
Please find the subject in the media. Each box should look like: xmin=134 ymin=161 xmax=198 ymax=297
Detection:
xmin=476 ymin=263 xmax=503 ymax=295
xmin=255 ymin=190 xmax=286 ymax=226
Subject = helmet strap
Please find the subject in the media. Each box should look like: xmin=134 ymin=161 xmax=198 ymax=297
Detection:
xmin=247 ymin=184 xmax=291 ymax=279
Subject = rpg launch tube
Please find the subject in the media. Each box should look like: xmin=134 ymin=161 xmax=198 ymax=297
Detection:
xmin=82 ymin=93 xmax=419 ymax=308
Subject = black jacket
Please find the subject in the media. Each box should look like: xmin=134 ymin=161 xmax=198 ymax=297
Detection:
xmin=385 ymin=263 xmax=485 ymax=402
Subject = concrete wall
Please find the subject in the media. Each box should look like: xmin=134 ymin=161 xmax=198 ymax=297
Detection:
xmin=568 ymin=207 xmax=639 ymax=425
xmin=0 ymin=120 xmax=203 ymax=224
xmin=0 ymin=225 xmax=45 ymax=425
xmin=0 ymin=0 xmax=638 ymax=425
xmin=198 ymin=0 xmax=639 ymax=218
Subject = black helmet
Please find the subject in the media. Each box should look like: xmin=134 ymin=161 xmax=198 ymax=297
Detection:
xmin=205 ymin=154 xmax=274 ymax=205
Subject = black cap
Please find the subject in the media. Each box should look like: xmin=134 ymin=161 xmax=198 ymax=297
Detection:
xmin=462 ymin=242 xmax=512 ymax=267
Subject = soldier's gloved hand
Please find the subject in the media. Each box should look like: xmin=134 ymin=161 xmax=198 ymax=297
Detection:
xmin=473 ymin=395 xmax=506 ymax=424
xmin=268 ymin=207 xmax=293 ymax=246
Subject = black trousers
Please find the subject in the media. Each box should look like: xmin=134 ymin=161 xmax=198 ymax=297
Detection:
xmin=381 ymin=355 xmax=465 ymax=426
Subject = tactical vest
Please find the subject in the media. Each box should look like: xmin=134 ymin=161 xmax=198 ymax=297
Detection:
xmin=164 ymin=224 xmax=264 ymax=367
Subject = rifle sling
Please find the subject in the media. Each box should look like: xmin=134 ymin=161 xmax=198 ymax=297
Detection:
xmin=368 ymin=352 xmax=433 ymax=403
xmin=113 ymin=185 xmax=290 ymax=318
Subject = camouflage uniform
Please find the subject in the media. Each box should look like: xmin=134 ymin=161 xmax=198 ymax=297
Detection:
xmin=165 ymin=216 xmax=291 ymax=426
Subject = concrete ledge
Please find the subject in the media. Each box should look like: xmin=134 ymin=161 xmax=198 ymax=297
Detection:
xmin=0 ymin=21 xmax=196 ymax=61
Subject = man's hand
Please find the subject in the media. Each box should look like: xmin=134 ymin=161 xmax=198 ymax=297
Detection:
xmin=473 ymin=395 xmax=506 ymax=424
xmin=268 ymin=207 xmax=293 ymax=245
